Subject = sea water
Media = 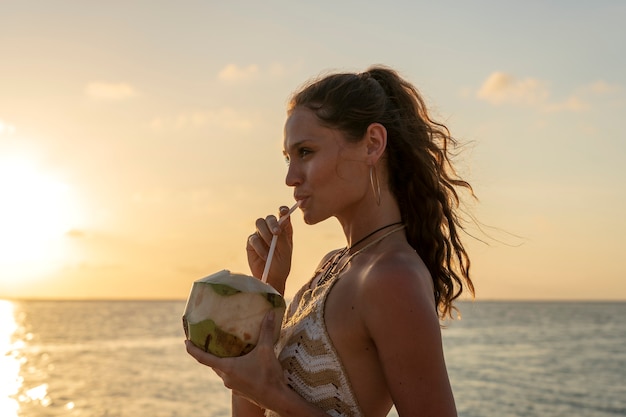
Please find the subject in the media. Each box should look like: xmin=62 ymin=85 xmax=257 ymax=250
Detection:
xmin=0 ymin=300 xmax=624 ymax=417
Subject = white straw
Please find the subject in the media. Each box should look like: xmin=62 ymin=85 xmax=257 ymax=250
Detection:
xmin=261 ymin=202 xmax=299 ymax=283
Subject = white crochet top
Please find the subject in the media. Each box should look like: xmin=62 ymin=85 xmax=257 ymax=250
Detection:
xmin=265 ymin=272 xmax=363 ymax=417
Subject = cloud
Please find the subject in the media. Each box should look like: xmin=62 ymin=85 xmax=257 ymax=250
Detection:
xmin=474 ymin=72 xmax=606 ymax=113
xmin=477 ymin=72 xmax=549 ymax=106
xmin=85 ymin=82 xmax=138 ymax=100
xmin=149 ymin=107 xmax=256 ymax=132
xmin=584 ymin=80 xmax=621 ymax=95
xmin=218 ymin=64 xmax=260 ymax=82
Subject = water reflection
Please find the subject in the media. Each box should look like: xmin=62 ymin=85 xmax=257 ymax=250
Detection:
xmin=0 ymin=300 xmax=20 ymax=417
xmin=22 ymin=383 xmax=51 ymax=407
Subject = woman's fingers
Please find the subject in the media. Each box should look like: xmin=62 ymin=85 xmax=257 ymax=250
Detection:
xmin=247 ymin=233 xmax=267 ymax=261
xmin=277 ymin=205 xmax=290 ymax=223
xmin=249 ymin=211 xmax=289 ymax=259
xmin=246 ymin=206 xmax=294 ymax=286
xmin=256 ymin=310 xmax=277 ymax=348
xmin=185 ymin=340 xmax=219 ymax=366
xmin=254 ymin=217 xmax=271 ymax=243
xmin=185 ymin=341 xmax=237 ymax=378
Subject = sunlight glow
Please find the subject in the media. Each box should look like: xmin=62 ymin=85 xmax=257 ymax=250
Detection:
xmin=0 ymin=157 xmax=82 ymax=278
xmin=0 ymin=120 xmax=17 ymax=135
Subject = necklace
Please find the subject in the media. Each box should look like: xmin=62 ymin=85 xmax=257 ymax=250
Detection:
xmin=348 ymin=221 xmax=404 ymax=252
xmin=315 ymin=222 xmax=406 ymax=288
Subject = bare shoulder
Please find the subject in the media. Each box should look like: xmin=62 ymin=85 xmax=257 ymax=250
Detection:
xmin=352 ymin=246 xmax=443 ymax=343
xmin=353 ymin=247 xmax=456 ymax=415
xmin=357 ymin=248 xmax=437 ymax=314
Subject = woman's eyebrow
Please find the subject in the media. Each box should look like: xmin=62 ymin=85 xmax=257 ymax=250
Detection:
xmin=283 ymin=139 xmax=309 ymax=154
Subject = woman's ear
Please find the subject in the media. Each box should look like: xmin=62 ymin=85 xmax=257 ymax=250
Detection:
xmin=365 ymin=123 xmax=387 ymax=164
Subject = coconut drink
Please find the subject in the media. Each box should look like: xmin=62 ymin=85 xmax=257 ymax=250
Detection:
xmin=183 ymin=269 xmax=286 ymax=357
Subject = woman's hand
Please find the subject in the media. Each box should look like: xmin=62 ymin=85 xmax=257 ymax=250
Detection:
xmin=185 ymin=310 xmax=287 ymax=411
xmin=246 ymin=205 xmax=294 ymax=294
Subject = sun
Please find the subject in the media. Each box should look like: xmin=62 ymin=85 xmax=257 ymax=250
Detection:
xmin=0 ymin=156 xmax=81 ymax=280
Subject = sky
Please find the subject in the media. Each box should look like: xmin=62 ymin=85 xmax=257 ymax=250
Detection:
xmin=0 ymin=0 xmax=624 ymax=301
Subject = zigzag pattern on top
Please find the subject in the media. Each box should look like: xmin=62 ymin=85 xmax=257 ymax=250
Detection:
xmin=265 ymin=276 xmax=363 ymax=417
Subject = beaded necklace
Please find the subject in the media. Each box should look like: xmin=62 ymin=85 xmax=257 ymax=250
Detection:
xmin=315 ymin=222 xmax=406 ymax=287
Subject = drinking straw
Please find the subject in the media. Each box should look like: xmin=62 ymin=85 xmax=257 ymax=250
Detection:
xmin=261 ymin=202 xmax=299 ymax=283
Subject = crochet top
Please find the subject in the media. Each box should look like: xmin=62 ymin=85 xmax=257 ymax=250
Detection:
xmin=265 ymin=272 xmax=363 ymax=417
xmin=265 ymin=226 xmax=406 ymax=416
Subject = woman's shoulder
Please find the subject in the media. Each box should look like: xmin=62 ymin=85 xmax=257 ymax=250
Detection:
xmin=356 ymin=246 xmax=438 ymax=316
xmin=365 ymin=245 xmax=431 ymax=283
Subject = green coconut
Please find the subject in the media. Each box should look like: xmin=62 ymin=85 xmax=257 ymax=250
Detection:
xmin=182 ymin=270 xmax=286 ymax=357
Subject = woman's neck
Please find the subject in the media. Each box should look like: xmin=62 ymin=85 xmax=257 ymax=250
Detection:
xmin=337 ymin=194 xmax=403 ymax=249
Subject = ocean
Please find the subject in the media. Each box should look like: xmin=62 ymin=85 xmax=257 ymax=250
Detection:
xmin=0 ymin=299 xmax=624 ymax=417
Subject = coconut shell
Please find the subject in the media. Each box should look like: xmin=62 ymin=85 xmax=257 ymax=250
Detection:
xmin=182 ymin=270 xmax=286 ymax=357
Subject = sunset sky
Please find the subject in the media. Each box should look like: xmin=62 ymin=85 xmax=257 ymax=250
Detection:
xmin=1 ymin=1 xmax=624 ymax=300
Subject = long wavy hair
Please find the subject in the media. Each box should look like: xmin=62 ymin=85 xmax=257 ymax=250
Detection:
xmin=288 ymin=65 xmax=475 ymax=318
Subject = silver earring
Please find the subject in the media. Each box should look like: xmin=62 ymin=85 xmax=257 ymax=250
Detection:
xmin=370 ymin=165 xmax=381 ymax=206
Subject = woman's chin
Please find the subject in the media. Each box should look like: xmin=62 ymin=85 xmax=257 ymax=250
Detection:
xmin=301 ymin=210 xmax=332 ymax=226
xmin=302 ymin=213 xmax=317 ymax=225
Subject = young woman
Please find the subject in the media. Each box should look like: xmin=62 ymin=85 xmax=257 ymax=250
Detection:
xmin=186 ymin=65 xmax=475 ymax=417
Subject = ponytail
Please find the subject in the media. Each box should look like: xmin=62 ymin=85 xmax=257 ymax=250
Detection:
xmin=289 ymin=65 xmax=475 ymax=318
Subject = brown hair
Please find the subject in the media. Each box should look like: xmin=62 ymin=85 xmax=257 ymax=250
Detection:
xmin=288 ymin=65 xmax=475 ymax=318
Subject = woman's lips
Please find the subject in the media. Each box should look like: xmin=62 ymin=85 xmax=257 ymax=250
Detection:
xmin=295 ymin=196 xmax=307 ymax=208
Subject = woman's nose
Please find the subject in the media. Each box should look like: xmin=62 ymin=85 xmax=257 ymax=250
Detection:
xmin=285 ymin=163 xmax=301 ymax=187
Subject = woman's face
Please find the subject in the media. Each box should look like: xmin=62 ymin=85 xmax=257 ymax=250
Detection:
xmin=283 ymin=107 xmax=369 ymax=224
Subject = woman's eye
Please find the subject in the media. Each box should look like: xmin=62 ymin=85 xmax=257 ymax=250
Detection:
xmin=284 ymin=147 xmax=312 ymax=165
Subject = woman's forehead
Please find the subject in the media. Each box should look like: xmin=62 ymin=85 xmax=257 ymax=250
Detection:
xmin=285 ymin=107 xmax=318 ymax=130
xmin=284 ymin=109 xmax=325 ymax=144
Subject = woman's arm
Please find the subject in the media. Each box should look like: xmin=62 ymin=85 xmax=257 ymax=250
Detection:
xmin=232 ymin=394 xmax=264 ymax=417
xmin=360 ymin=261 xmax=458 ymax=417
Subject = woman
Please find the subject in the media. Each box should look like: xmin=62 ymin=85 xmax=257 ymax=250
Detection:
xmin=186 ymin=65 xmax=475 ymax=416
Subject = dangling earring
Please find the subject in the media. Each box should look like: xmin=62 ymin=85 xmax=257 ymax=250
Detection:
xmin=369 ymin=165 xmax=381 ymax=206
